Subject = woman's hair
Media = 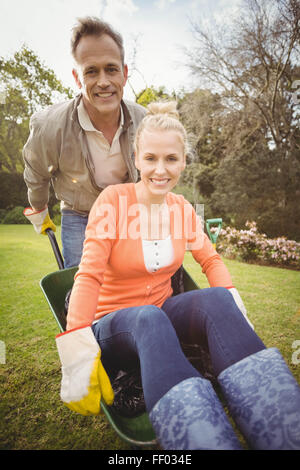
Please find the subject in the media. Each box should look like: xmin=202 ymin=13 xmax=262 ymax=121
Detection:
xmin=71 ymin=16 xmax=125 ymax=65
xmin=134 ymin=101 xmax=189 ymax=155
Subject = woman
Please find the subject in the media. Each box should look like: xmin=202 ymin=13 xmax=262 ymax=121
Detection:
xmin=56 ymin=102 xmax=300 ymax=450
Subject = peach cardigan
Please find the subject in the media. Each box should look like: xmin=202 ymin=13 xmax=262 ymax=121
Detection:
xmin=67 ymin=183 xmax=233 ymax=330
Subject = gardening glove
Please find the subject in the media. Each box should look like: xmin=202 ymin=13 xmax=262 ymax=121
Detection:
xmin=55 ymin=325 xmax=114 ymax=416
xmin=228 ymin=287 xmax=254 ymax=330
xmin=23 ymin=206 xmax=56 ymax=235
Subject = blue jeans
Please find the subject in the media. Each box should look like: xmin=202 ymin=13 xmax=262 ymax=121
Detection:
xmin=61 ymin=210 xmax=88 ymax=268
xmin=92 ymin=287 xmax=265 ymax=412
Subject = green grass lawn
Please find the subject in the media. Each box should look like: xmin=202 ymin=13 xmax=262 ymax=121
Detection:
xmin=0 ymin=225 xmax=299 ymax=450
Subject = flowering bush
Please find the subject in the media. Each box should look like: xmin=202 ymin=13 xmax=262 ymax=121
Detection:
xmin=216 ymin=221 xmax=300 ymax=269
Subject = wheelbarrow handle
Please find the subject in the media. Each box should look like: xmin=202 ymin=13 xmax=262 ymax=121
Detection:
xmin=205 ymin=218 xmax=223 ymax=246
xmin=45 ymin=228 xmax=64 ymax=270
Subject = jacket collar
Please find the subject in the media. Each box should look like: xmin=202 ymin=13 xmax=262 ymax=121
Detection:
xmin=71 ymin=93 xmax=132 ymax=131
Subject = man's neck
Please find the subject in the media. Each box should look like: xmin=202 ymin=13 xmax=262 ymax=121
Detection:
xmin=82 ymin=97 xmax=121 ymax=145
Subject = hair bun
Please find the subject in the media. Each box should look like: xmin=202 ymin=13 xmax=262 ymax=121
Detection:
xmin=146 ymin=101 xmax=179 ymax=120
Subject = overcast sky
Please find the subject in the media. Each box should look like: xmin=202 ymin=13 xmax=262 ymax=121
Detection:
xmin=0 ymin=0 xmax=242 ymax=101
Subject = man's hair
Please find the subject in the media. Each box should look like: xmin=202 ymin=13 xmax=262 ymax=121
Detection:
xmin=71 ymin=16 xmax=125 ymax=64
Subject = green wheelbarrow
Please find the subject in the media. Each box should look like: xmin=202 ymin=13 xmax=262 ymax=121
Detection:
xmin=40 ymin=229 xmax=205 ymax=449
xmin=206 ymin=218 xmax=223 ymax=249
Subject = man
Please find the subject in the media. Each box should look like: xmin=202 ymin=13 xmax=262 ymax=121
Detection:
xmin=23 ymin=17 xmax=146 ymax=267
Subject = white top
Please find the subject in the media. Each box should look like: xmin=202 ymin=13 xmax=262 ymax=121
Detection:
xmin=77 ymin=100 xmax=128 ymax=187
xmin=142 ymin=235 xmax=174 ymax=272
xmin=93 ymin=235 xmax=174 ymax=324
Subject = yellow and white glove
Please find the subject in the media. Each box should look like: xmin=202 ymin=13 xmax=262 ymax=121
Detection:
xmin=23 ymin=206 xmax=56 ymax=235
xmin=55 ymin=326 xmax=114 ymax=416
xmin=228 ymin=287 xmax=254 ymax=330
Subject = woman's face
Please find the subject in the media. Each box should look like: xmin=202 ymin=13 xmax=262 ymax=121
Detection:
xmin=135 ymin=128 xmax=186 ymax=200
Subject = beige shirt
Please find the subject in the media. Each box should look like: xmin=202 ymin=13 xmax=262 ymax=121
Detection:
xmin=77 ymin=100 xmax=128 ymax=187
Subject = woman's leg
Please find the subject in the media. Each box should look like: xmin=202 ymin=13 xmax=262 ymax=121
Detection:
xmin=162 ymin=287 xmax=266 ymax=376
xmin=92 ymin=304 xmax=200 ymax=412
xmin=92 ymin=304 xmax=242 ymax=450
xmin=161 ymin=287 xmax=300 ymax=449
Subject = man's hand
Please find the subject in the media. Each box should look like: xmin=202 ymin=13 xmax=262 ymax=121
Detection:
xmin=23 ymin=206 xmax=56 ymax=235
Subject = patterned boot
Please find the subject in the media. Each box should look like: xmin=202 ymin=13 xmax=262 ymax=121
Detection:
xmin=149 ymin=377 xmax=242 ymax=450
xmin=218 ymin=348 xmax=300 ymax=450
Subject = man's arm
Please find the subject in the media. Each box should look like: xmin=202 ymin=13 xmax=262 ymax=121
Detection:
xmin=23 ymin=114 xmax=57 ymax=210
xmin=23 ymin=114 xmax=57 ymax=233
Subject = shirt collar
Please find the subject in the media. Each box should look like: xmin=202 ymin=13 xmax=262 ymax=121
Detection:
xmin=77 ymin=99 xmax=124 ymax=133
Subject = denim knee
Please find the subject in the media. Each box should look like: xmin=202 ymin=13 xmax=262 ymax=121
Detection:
xmin=200 ymin=287 xmax=239 ymax=321
xmin=134 ymin=305 xmax=170 ymax=337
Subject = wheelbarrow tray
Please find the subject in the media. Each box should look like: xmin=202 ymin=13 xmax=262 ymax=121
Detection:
xmin=40 ymin=265 xmax=199 ymax=448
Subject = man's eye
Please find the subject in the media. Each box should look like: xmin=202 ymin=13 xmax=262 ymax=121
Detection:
xmin=106 ymin=66 xmax=118 ymax=73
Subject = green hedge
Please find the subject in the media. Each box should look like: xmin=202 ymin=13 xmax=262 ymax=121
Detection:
xmin=1 ymin=206 xmax=30 ymax=224
xmin=0 ymin=171 xmax=57 ymax=213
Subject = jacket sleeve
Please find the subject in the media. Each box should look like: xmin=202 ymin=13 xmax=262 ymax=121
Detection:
xmin=185 ymin=202 xmax=233 ymax=288
xmin=66 ymin=187 xmax=117 ymax=330
xmin=23 ymin=114 xmax=58 ymax=210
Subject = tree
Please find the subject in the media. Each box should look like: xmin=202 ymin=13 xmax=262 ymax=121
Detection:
xmin=178 ymin=89 xmax=226 ymax=206
xmin=0 ymin=45 xmax=73 ymax=173
xmin=184 ymin=0 xmax=300 ymax=239
xmin=186 ymin=0 xmax=299 ymax=145
xmin=136 ymin=85 xmax=174 ymax=108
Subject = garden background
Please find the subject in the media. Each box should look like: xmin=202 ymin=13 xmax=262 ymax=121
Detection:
xmin=0 ymin=0 xmax=299 ymax=450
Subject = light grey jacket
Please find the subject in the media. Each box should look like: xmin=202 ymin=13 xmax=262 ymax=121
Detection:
xmin=23 ymin=94 xmax=146 ymax=215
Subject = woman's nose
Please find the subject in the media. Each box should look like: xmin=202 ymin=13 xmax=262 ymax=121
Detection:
xmin=154 ymin=161 xmax=166 ymax=174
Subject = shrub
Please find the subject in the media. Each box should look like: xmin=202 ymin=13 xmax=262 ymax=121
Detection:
xmin=2 ymin=206 xmax=30 ymax=225
xmin=50 ymin=203 xmax=61 ymax=226
xmin=0 ymin=209 xmax=7 ymax=223
xmin=217 ymin=221 xmax=300 ymax=269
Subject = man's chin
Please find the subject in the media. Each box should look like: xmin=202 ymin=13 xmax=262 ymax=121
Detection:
xmin=91 ymin=100 xmax=120 ymax=117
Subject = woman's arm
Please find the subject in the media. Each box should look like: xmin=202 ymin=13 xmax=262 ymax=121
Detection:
xmin=191 ymin=233 xmax=233 ymax=287
xmin=66 ymin=188 xmax=116 ymax=330
xmin=185 ymin=202 xmax=233 ymax=287
xmin=187 ymin=205 xmax=254 ymax=328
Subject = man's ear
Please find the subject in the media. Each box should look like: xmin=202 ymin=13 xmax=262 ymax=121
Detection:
xmin=72 ymin=69 xmax=82 ymax=89
xmin=134 ymin=151 xmax=140 ymax=171
xmin=123 ymin=64 xmax=129 ymax=86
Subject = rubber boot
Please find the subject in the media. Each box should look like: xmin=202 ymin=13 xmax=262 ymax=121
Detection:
xmin=218 ymin=348 xmax=300 ymax=450
xmin=149 ymin=376 xmax=242 ymax=450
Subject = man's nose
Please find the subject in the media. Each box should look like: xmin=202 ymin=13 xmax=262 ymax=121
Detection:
xmin=97 ymin=71 xmax=110 ymax=88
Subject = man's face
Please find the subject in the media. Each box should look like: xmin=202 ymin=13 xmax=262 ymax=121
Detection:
xmin=72 ymin=34 xmax=128 ymax=120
